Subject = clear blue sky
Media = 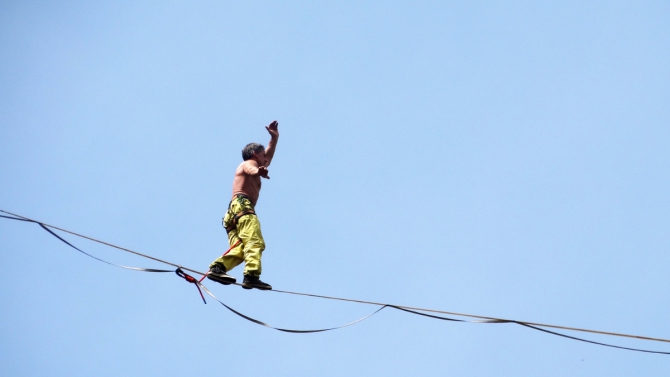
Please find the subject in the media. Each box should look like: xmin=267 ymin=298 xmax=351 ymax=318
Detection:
xmin=1 ymin=1 xmax=669 ymax=376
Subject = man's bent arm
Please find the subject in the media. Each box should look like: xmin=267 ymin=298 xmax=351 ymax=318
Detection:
xmin=243 ymin=161 xmax=269 ymax=178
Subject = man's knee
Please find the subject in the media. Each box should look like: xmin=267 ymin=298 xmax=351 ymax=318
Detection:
xmin=246 ymin=238 xmax=265 ymax=252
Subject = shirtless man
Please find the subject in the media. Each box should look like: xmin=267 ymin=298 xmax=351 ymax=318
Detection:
xmin=207 ymin=120 xmax=279 ymax=290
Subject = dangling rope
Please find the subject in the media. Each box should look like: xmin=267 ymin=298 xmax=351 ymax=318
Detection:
xmin=1 ymin=209 xmax=669 ymax=353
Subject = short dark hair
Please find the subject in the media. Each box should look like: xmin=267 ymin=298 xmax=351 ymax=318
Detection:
xmin=242 ymin=143 xmax=265 ymax=161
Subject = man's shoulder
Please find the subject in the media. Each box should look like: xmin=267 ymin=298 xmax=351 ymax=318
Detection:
xmin=235 ymin=160 xmax=257 ymax=175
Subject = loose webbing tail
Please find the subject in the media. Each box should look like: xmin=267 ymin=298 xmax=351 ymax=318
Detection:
xmin=1 ymin=214 xmax=172 ymax=273
xmin=199 ymin=284 xmax=387 ymax=333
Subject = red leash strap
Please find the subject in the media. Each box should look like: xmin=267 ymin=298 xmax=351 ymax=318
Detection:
xmin=223 ymin=240 xmax=242 ymax=256
xmin=199 ymin=240 xmax=243 ymax=283
xmin=176 ymin=268 xmax=206 ymax=304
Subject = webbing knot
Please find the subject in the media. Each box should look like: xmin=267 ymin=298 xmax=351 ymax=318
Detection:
xmin=176 ymin=268 xmax=206 ymax=304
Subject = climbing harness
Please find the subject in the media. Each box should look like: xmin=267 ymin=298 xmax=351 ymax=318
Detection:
xmin=223 ymin=194 xmax=257 ymax=232
xmin=224 ymin=209 xmax=256 ymax=232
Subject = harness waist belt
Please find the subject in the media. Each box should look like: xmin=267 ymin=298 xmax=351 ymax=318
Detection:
xmin=225 ymin=194 xmax=256 ymax=232
xmin=232 ymin=193 xmax=251 ymax=202
xmin=225 ymin=209 xmax=256 ymax=232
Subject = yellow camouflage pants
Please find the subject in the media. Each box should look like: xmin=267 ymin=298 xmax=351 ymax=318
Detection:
xmin=210 ymin=195 xmax=265 ymax=277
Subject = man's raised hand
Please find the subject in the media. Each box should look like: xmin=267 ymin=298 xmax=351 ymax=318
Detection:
xmin=266 ymin=120 xmax=279 ymax=139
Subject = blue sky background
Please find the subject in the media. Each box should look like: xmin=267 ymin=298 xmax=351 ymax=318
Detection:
xmin=1 ymin=1 xmax=669 ymax=376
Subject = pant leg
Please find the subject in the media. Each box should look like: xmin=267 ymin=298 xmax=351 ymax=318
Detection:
xmin=209 ymin=197 xmax=265 ymax=276
xmin=234 ymin=214 xmax=265 ymax=277
xmin=210 ymin=216 xmax=245 ymax=271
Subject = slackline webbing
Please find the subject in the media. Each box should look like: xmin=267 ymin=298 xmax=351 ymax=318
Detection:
xmin=2 ymin=209 xmax=669 ymax=354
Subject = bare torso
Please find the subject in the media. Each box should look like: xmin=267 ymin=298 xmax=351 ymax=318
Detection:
xmin=230 ymin=120 xmax=279 ymax=207
xmin=231 ymin=160 xmax=262 ymax=206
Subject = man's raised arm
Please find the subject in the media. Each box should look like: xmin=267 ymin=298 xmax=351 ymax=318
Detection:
xmin=264 ymin=120 xmax=279 ymax=166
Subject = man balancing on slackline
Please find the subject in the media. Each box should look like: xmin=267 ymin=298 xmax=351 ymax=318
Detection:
xmin=207 ymin=120 xmax=279 ymax=290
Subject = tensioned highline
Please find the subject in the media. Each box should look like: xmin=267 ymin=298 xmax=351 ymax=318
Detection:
xmin=2 ymin=209 xmax=669 ymax=353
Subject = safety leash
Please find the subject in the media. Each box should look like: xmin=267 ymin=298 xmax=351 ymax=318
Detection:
xmin=198 ymin=239 xmax=242 ymax=283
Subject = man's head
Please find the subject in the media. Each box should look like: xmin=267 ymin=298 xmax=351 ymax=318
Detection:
xmin=242 ymin=143 xmax=267 ymax=165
